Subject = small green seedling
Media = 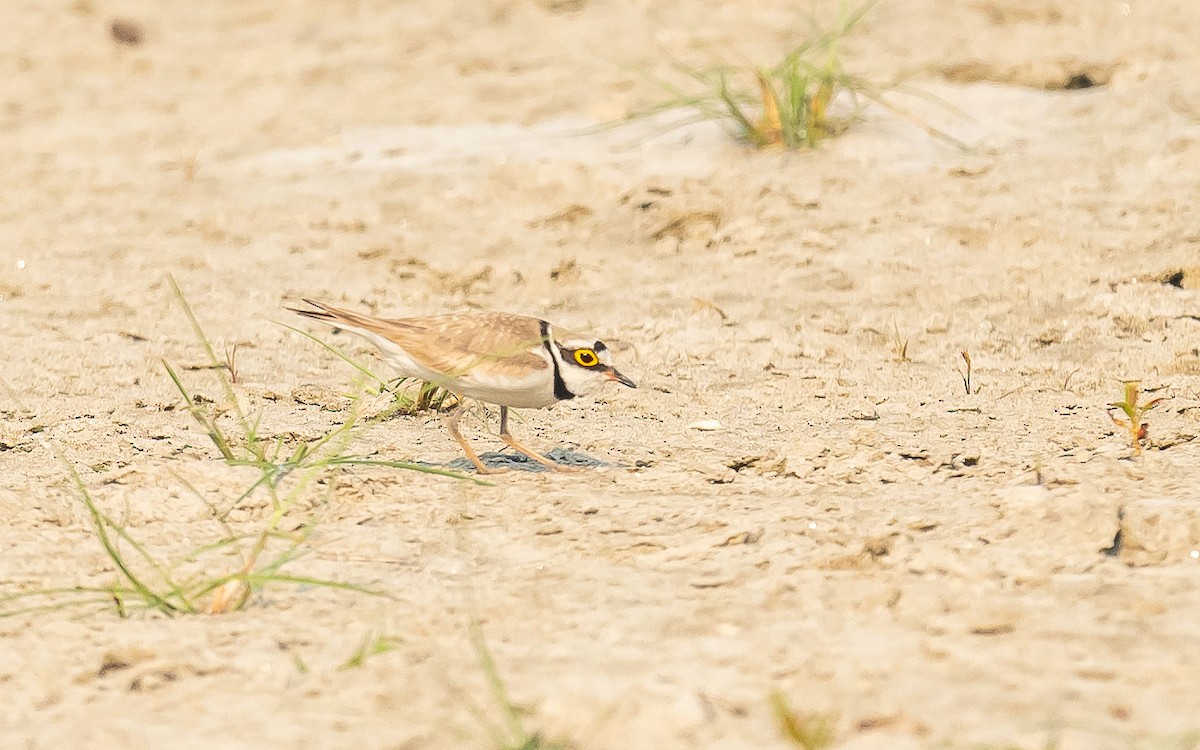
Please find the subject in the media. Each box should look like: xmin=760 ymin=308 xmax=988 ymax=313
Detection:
xmin=958 ymin=350 xmax=978 ymax=395
xmin=223 ymin=342 xmax=242 ymax=384
xmin=892 ymin=320 xmax=909 ymax=363
xmin=1108 ymin=380 xmax=1164 ymax=456
xmin=1061 ymin=367 xmax=1081 ymax=393
xmin=339 ymin=629 xmax=401 ymax=670
xmin=771 ymin=692 xmax=837 ymax=750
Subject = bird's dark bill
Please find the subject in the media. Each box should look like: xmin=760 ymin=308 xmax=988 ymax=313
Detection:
xmin=609 ymin=368 xmax=636 ymax=388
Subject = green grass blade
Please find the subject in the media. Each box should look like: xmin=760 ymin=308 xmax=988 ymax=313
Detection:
xmin=277 ymin=321 xmax=388 ymax=387
xmin=168 ymin=275 xmax=252 ymax=437
xmin=0 ymin=594 xmax=118 ymax=618
xmin=471 ymin=618 xmax=528 ymax=744
xmin=163 ymin=359 xmax=237 ymax=461
xmin=716 ymin=73 xmax=762 ymax=144
xmin=241 ymin=573 xmax=386 ymax=598
xmin=59 ymin=457 xmax=181 ymax=615
xmin=327 ymin=456 xmax=487 ymax=484
xmin=100 ymin=514 xmax=195 ymax=612
xmin=855 ymin=87 xmax=974 ymax=151
xmin=176 ymin=532 xmax=261 ymax=565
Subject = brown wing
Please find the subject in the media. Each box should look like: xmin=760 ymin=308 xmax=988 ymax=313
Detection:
xmin=290 ymin=300 xmax=549 ymax=378
xmin=385 ymin=312 xmax=550 ymax=378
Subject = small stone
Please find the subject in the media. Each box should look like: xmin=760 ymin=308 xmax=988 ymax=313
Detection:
xmin=109 ymin=18 xmax=143 ymax=45
xmin=716 ymin=529 xmax=763 ymax=547
xmin=690 ymin=573 xmax=736 ymax=588
xmin=95 ymin=648 xmax=155 ymax=679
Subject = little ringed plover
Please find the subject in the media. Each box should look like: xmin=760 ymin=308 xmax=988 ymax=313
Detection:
xmin=289 ymin=299 xmax=636 ymax=474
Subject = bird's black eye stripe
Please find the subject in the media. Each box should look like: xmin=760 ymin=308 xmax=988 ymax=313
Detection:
xmin=593 ymin=341 xmax=607 ymax=352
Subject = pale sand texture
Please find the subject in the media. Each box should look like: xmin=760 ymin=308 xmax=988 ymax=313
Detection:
xmin=3 ymin=1 xmax=1200 ymax=748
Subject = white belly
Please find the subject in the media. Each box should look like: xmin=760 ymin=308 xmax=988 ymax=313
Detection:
xmin=444 ymin=368 xmax=561 ymax=409
xmin=365 ymin=334 xmax=560 ymax=409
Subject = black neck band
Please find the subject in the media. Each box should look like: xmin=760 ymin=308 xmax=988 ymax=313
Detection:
xmin=541 ymin=320 xmax=575 ymax=401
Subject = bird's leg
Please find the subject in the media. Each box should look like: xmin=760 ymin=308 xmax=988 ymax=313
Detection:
xmin=498 ymin=406 xmax=578 ymax=472
xmin=446 ymin=403 xmax=506 ymax=475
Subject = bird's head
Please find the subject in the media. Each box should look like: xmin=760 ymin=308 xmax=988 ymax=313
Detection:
xmin=554 ymin=338 xmax=636 ymax=397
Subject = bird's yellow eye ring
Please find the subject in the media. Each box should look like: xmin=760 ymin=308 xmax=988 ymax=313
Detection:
xmin=574 ymin=349 xmax=598 ymax=367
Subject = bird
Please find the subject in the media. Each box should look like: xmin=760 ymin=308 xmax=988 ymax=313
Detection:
xmin=289 ymin=299 xmax=636 ymax=474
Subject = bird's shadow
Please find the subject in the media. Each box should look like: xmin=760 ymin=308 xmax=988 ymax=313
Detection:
xmin=445 ymin=447 xmax=609 ymax=473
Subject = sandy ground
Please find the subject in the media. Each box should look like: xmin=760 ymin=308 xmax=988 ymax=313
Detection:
xmin=4 ymin=0 xmax=1200 ymax=748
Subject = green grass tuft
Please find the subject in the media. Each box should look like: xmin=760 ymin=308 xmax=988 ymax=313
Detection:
xmin=618 ymin=0 xmax=967 ymax=150
xmin=771 ymin=691 xmax=837 ymax=750
xmin=1 ymin=277 xmax=481 ymax=619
